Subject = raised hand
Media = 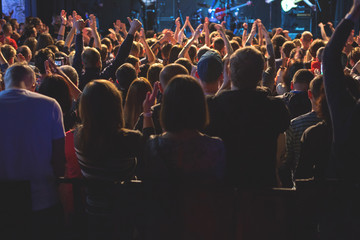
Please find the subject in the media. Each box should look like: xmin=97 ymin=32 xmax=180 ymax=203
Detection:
xmin=113 ymin=19 xmax=121 ymax=33
xmin=139 ymin=28 xmax=146 ymax=40
xmin=318 ymin=22 xmax=324 ymax=28
xmin=243 ymin=22 xmax=248 ymax=29
xmin=175 ymin=17 xmax=181 ymax=28
xmin=194 ymin=24 xmax=203 ymax=38
xmin=74 ymin=19 xmax=89 ymax=32
xmin=127 ymin=17 xmax=142 ymax=35
xmin=143 ymin=81 xmax=160 ymax=113
xmin=60 ymin=10 xmax=67 ymax=25
xmin=89 ymin=14 xmax=97 ymax=30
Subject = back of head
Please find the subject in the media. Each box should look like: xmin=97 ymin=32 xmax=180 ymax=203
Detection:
xmin=24 ymin=37 xmax=37 ymax=56
xmin=309 ymin=39 xmax=325 ymax=59
xmin=4 ymin=63 xmax=35 ymax=90
xmin=168 ymin=45 xmax=183 ymax=64
xmin=147 ymin=63 xmax=163 ymax=87
xmin=197 ymin=46 xmax=211 ymax=60
xmin=38 ymin=74 xmax=72 ymax=114
xmin=197 ymin=51 xmax=223 ymax=84
xmin=301 ymin=31 xmax=313 ymax=43
xmin=60 ymin=65 xmax=79 ymax=86
xmin=125 ymin=55 xmax=140 ymax=69
xmin=159 ymin=63 xmax=189 ymax=89
xmin=99 ymin=44 xmax=108 ymax=63
xmin=272 ymin=35 xmax=287 ymax=59
xmin=293 ymin=69 xmax=314 ymax=85
xmin=213 ymin=37 xmax=225 ymax=53
xmin=36 ymin=33 xmax=54 ymax=51
xmin=175 ymin=58 xmax=193 ymax=75
xmin=230 ymin=47 xmax=265 ymax=90
xmin=188 ymin=45 xmax=197 ymax=63
xmin=130 ymin=42 xmax=140 ymax=58
xmin=3 ymin=23 xmax=12 ymax=34
xmin=81 ymin=47 xmax=101 ymax=69
xmin=34 ymin=48 xmax=55 ymax=74
xmin=1 ymin=44 xmax=16 ymax=63
xmin=17 ymin=45 xmax=32 ymax=62
xmin=161 ymin=75 xmax=208 ymax=132
xmin=309 ymin=75 xmax=323 ymax=100
xmin=116 ymin=63 xmax=137 ymax=97
xmin=316 ymin=47 xmax=325 ymax=62
xmin=124 ymin=78 xmax=152 ymax=128
xmin=282 ymin=41 xmax=296 ymax=58
xmin=78 ymin=80 xmax=124 ymax=155
xmin=161 ymin=43 xmax=172 ymax=61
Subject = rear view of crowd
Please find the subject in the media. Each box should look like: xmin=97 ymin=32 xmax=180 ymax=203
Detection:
xmin=1 ymin=0 xmax=360 ymax=239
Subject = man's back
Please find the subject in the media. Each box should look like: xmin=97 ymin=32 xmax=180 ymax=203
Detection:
xmin=207 ymin=89 xmax=290 ymax=188
xmin=0 ymin=89 xmax=65 ymax=211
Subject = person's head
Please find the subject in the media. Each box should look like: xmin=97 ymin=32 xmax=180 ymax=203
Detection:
xmin=197 ymin=51 xmax=223 ymax=84
xmin=130 ymin=42 xmax=140 ymax=58
xmin=188 ymin=45 xmax=197 ymax=64
xmin=272 ymin=35 xmax=287 ymax=59
xmin=2 ymin=23 xmax=13 ymax=36
xmin=309 ymin=39 xmax=325 ymax=59
xmin=17 ymin=45 xmax=32 ymax=63
xmin=9 ymin=19 xmax=19 ymax=31
xmin=168 ymin=45 xmax=183 ymax=64
xmin=124 ymin=78 xmax=152 ymax=128
xmin=60 ymin=65 xmax=79 ymax=86
xmin=34 ymin=48 xmax=55 ymax=74
xmin=175 ymin=58 xmax=193 ymax=74
xmin=282 ymin=41 xmax=296 ymax=58
xmin=213 ymin=37 xmax=225 ymax=57
xmin=116 ymin=63 xmax=137 ymax=98
xmin=38 ymin=74 xmax=72 ymax=115
xmin=125 ymin=55 xmax=141 ymax=76
xmin=101 ymin=37 xmax=113 ymax=53
xmin=1 ymin=44 xmax=16 ymax=64
xmin=82 ymin=47 xmax=101 ymax=69
xmin=161 ymin=43 xmax=172 ymax=62
xmin=24 ymin=37 xmax=38 ymax=57
xmin=197 ymin=46 xmax=211 ymax=61
xmin=30 ymin=17 xmax=43 ymax=32
xmin=4 ymin=63 xmax=36 ymax=91
xmin=230 ymin=40 xmax=240 ymax=52
xmin=349 ymin=47 xmax=360 ymax=67
xmin=316 ymin=47 xmax=325 ymax=62
xmin=292 ymin=69 xmax=314 ymax=91
xmin=55 ymin=40 xmax=65 ymax=52
xmin=161 ymin=75 xmax=209 ymax=133
xmin=308 ymin=75 xmax=323 ymax=107
xmin=47 ymin=45 xmax=59 ymax=54
xmin=36 ymin=33 xmax=55 ymax=51
xmin=159 ymin=63 xmax=189 ymax=92
xmin=300 ymin=31 xmax=313 ymax=50
xmin=230 ymin=47 xmax=264 ymax=90
xmin=147 ymin=63 xmax=163 ymax=87
xmin=78 ymin=80 xmax=124 ymax=154
xmin=99 ymin=44 xmax=108 ymax=63
xmin=22 ymin=25 xmax=37 ymax=39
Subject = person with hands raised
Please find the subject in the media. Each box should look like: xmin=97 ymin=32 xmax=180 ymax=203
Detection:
xmin=73 ymin=17 xmax=142 ymax=90
xmin=178 ymin=24 xmax=203 ymax=59
xmin=139 ymin=28 xmax=156 ymax=64
xmin=89 ymin=14 xmax=101 ymax=49
xmin=215 ymin=23 xmax=233 ymax=59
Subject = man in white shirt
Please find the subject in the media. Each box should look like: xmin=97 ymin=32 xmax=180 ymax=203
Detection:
xmin=0 ymin=63 xmax=65 ymax=239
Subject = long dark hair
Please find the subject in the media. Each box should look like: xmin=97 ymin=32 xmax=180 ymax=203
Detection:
xmin=77 ymin=80 xmax=124 ymax=156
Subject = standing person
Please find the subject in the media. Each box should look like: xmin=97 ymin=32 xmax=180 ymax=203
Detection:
xmin=74 ymin=79 xmax=158 ymax=239
xmin=207 ymin=47 xmax=290 ymax=188
xmin=0 ymin=63 xmax=66 ymax=239
xmin=322 ymin=0 xmax=360 ymax=238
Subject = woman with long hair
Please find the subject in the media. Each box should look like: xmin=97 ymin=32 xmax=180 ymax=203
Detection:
xmin=74 ymin=79 xmax=158 ymax=239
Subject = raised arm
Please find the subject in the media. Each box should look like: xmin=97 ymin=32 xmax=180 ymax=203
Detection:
xmin=185 ymin=16 xmax=195 ymax=36
xmin=100 ymin=18 xmax=142 ymax=80
xmin=261 ymin=24 xmax=276 ymax=91
xmin=72 ymin=19 xmax=89 ymax=75
xmin=139 ymin=28 xmax=156 ymax=63
xmin=323 ymin=0 xmax=360 ymax=142
xmin=204 ymin=17 xmax=211 ymax=47
xmin=242 ymin=22 xmax=248 ymax=47
xmin=245 ymin=20 xmax=258 ymax=46
xmin=318 ymin=22 xmax=329 ymax=41
xmin=178 ymin=24 xmax=203 ymax=59
xmin=89 ymin=14 xmax=101 ymax=50
xmin=64 ymin=11 xmax=79 ymax=50
xmin=57 ymin=10 xmax=67 ymax=41
xmin=215 ymin=24 xmax=233 ymax=58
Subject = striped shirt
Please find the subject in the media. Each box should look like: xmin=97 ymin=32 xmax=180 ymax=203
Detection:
xmin=286 ymin=111 xmax=320 ymax=178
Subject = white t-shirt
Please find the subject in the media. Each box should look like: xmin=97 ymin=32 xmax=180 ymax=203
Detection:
xmin=0 ymin=89 xmax=65 ymax=211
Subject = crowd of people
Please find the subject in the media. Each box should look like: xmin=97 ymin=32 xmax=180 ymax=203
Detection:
xmin=1 ymin=0 xmax=360 ymax=239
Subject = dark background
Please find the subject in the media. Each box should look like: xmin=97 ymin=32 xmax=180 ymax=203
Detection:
xmin=2 ymin=0 xmax=354 ymax=36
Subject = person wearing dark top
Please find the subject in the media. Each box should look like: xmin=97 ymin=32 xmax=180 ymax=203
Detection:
xmin=135 ymin=63 xmax=188 ymax=134
xmin=72 ymin=18 xmax=142 ymax=90
xmin=207 ymin=47 xmax=290 ymax=188
xmin=279 ymin=69 xmax=314 ymax=119
xmin=74 ymin=80 xmax=158 ymax=239
xmin=321 ymin=1 xmax=360 ymax=238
